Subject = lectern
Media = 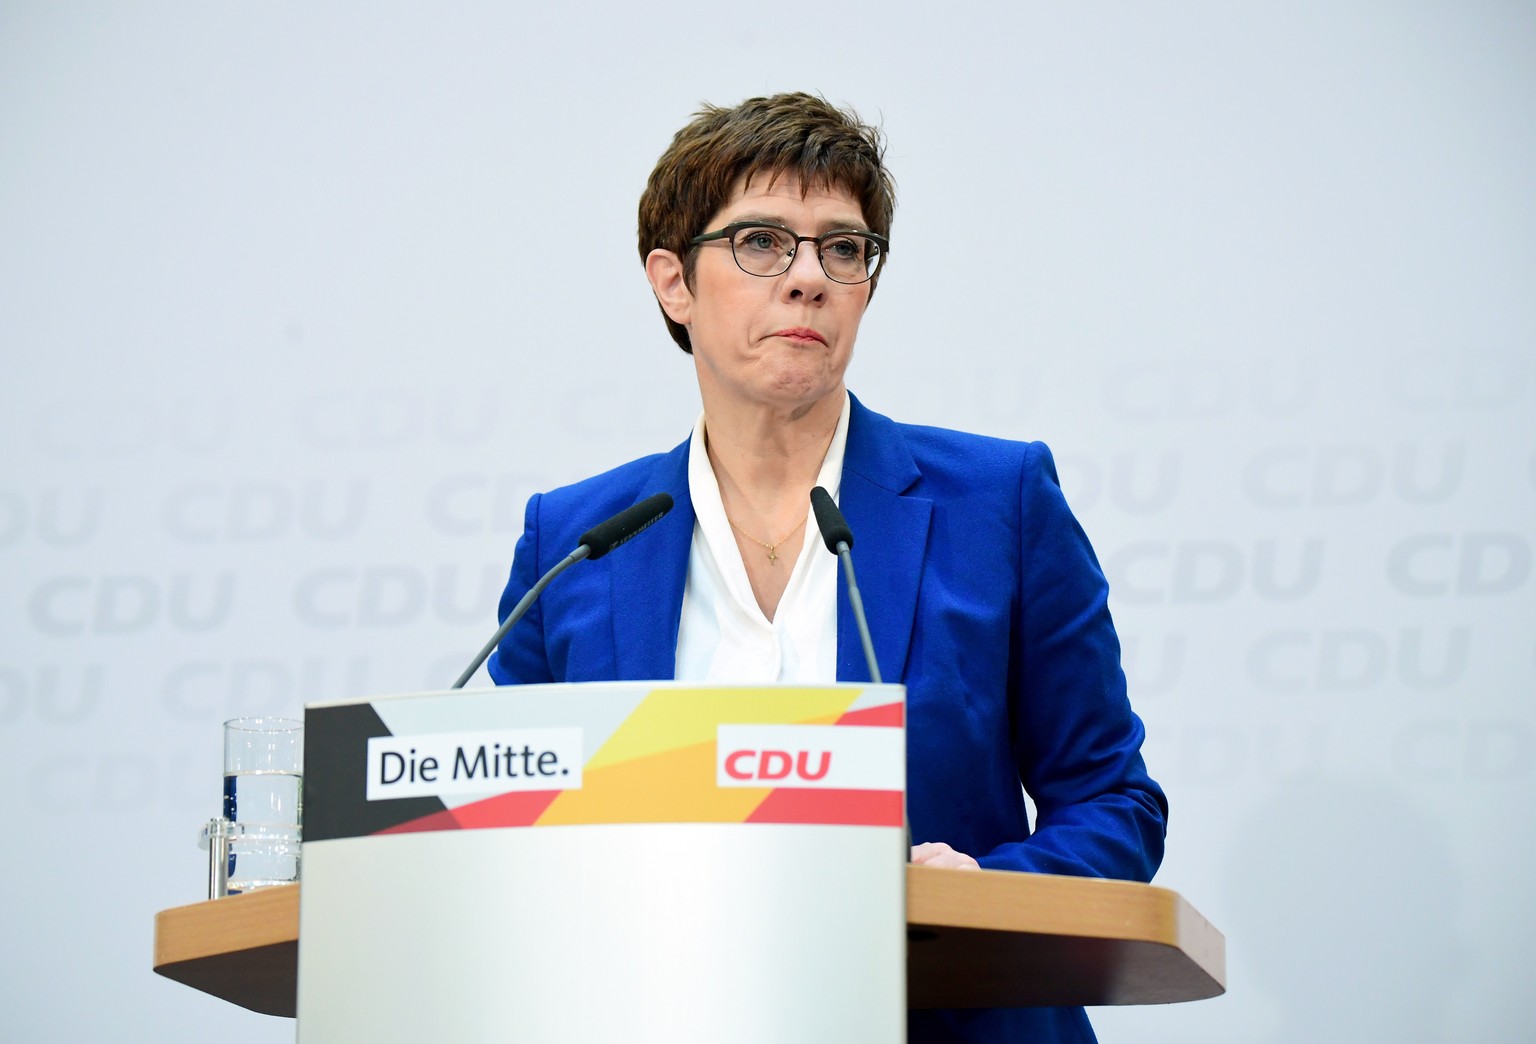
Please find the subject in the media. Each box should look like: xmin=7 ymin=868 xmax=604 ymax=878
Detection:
xmin=154 ymin=683 xmax=1224 ymax=1040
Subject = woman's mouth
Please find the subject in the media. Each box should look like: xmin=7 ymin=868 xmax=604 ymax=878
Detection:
xmin=772 ymin=327 xmax=827 ymax=344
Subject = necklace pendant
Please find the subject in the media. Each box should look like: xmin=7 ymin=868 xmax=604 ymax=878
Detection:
xmin=767 ymin=548 xmax=778 ymax=562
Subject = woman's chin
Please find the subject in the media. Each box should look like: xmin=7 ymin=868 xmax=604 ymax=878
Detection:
xmin=759 ymin=373 xmax=841 ymax=409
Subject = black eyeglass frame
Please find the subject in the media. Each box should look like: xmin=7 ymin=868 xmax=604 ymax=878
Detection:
xmin=689 ymin=221 xmax=890 ymax=285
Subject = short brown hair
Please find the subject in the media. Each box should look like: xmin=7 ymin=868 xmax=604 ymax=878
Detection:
xmin=638 ymin=92 xmax=896 ymax=353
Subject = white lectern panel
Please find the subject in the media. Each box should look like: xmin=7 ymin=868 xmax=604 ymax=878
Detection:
xmin=299 ymin=824 xmax=904 ymax=1041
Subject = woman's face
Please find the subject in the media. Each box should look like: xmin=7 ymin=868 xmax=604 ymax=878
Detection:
xmin=655 ymin=174 xmax=873 ymax=419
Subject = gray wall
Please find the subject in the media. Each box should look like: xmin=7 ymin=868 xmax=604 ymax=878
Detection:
xmin=2 ymin=2 xmax=1532 ymax=1040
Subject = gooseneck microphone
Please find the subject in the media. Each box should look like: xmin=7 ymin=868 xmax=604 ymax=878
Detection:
xmin=576 ymin=492 xmax=675 ymax=560
xmin=451 ymin=492 xmax=674 ymax=688
xmin=809 ymin=486 xmax=881 ymax=685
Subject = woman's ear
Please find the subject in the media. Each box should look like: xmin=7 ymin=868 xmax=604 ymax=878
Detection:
xmin=645 ymin=249 xmax=693 ymax=327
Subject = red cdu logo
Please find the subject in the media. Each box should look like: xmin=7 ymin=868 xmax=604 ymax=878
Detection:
xmin=716 ymin=724 xmax=902 ymax=791
xmin=723 ymin=748 xmax=833 ymax=783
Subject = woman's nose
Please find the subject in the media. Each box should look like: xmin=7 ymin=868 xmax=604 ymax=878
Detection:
xmin=781 ymin=244 xmax=828 ymax=300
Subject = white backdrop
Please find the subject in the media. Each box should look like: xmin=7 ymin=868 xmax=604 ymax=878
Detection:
xmin=2 ymin=2 xmax=1532 ymax=1041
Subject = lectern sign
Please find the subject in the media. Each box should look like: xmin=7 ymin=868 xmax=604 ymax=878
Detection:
xmin=304 ymin=682 xmax=904 ymax=840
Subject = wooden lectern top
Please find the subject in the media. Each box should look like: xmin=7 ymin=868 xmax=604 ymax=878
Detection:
xmin=153 ymin=866 xmax=1224 ymax=1017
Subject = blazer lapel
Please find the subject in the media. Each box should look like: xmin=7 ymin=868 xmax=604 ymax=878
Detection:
xmin=836 ymin=395 xmax=931 ymax=683
xmin=610 ymin=439 xmax=694 ymax=681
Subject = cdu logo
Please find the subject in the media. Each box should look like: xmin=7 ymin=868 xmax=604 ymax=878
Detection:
xmin=716 ymin=724 xmax=902 ymax=791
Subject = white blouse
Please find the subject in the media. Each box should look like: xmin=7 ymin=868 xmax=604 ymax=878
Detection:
xmin=673 ymin=394 xmax=851 ymax=683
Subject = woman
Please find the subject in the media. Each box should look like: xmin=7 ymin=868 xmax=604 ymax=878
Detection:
xmin=488 ymin=92 xmax=1167 ymax=1044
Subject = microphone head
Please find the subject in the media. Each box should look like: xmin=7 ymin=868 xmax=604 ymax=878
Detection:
xmin=809 ymin=486 xmax=853 ymax=553
xmin=579 ymin=492 xmax=674 ymax=560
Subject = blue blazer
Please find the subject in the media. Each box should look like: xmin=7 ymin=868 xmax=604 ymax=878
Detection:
xmin=489 ymin=394 xmax=1167 ymax=1043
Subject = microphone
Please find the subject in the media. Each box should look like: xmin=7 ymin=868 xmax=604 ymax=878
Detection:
xmin=451 ymin=492 xmax=674 ymax=688
xmin=810 ymin=486 xmax=854 ymax=553
xmin=809 ymin=486 xmax=881 ymax=685
xmin=578 ymin=492 xmax=674 ymax=559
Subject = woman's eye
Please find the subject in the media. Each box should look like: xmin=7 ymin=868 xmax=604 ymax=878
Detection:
xmin=738 ymin=228 xmax=787 ymax=253
xmin=824 ymin=237 xmax=861 ymax=260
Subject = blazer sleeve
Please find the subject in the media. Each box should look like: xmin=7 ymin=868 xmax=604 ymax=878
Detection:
xmin=976 ymin=442 xmax=1168 ymax=882
xmin=486 ymin=492 xmax=555 ymax=686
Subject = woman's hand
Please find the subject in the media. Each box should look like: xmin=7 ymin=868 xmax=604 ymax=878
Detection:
xmin=910 ymin=841 xmax=980 ymax=869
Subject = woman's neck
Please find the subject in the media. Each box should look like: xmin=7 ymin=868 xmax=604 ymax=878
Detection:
xmin=701 ymin=389 xmax=843 ymax=529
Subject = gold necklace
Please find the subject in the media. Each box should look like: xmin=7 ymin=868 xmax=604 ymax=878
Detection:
xmin=727 ymin=515 xmax=807 ymax=563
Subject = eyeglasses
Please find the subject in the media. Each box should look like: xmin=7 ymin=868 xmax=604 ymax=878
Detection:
xmin=689 ymin=222 xmax=889 ymax=285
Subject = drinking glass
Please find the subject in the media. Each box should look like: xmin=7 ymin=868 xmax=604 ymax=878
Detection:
xmin=222 ymin=716 xmax=303 ymax=892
